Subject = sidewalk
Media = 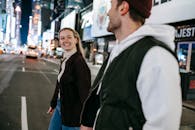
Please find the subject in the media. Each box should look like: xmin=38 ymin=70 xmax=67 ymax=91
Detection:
xmin=86 ymin=62 xmax=101 ymax=76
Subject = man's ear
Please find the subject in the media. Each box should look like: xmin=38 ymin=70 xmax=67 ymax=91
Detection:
xmin=120 ymin=1 xmax=129 ymax=15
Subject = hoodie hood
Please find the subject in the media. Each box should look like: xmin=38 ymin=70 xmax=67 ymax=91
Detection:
xmin=135 ymin=24 xmax=175 ymax=50
xmin=108 ymin=24 xmax=175 ymax=63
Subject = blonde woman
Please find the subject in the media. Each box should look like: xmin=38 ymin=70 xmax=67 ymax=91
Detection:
xmin=47 ymin=28 xmax=91 ymax=130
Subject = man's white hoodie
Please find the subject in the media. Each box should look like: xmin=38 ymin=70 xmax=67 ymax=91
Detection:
xmin=101 ymin=24 xmax=182 ymax=130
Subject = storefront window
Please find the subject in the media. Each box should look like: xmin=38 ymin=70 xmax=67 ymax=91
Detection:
xmin=190 ymin=43 xmax=195 ymax=71
xmin=177 ymin=43 xmax=188 ymax=70
xmin=177 ymin=42 xmax=195 ymax=72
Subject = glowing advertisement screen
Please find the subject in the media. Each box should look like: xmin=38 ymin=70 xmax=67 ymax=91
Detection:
xmin=81 ymin=11 xmax=94 ymax=41
xmin=60 ymin=10 xmax=76 ymax=29
xmin=0 ymin=14 xmax=7 ymax=33
xmin=91 ymin=0 xmax=112 ymax=37
xmin=146 ymin=0 xmax=195 ymax=24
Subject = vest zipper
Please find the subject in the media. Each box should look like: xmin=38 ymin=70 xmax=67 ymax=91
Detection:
xmin=93 ymin=107 xmax=101 ymax=129
xmin=79 ymin=77 xmax=103 ymax=124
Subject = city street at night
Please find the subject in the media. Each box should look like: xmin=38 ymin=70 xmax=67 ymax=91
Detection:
xmin=1 ymin=0 xmax=195 ymax=130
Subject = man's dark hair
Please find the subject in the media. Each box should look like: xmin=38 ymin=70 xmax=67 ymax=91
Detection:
xmin=117 ymin=0 xmax=145 ymax=24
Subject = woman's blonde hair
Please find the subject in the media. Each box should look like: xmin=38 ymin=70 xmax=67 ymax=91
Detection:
xmin=59 ymin=27 xmax=85 ymax=57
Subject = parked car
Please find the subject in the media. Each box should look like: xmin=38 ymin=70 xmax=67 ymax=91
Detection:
xmin=0 ymin=49 xmax=3 ymax=54
xmin=55 ymin=47 xmax=64 ymax=59
xmin=0 ymin=47 xmax=5 ymax=54
xmin=0 ymin=44 xmax=6 ymax=54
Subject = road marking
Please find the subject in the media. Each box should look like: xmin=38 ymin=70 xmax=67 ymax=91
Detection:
xmin=21 ymin=96 xmax=28 ymax=130
xmin=40 ymin=70 xmax=53 ymax=85
xmin=22 ymin=67 xmax=25 ymax=72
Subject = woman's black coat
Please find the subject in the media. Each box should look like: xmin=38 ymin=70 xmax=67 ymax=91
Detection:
xmin=50 ymin=52 xmax=91 ymax=127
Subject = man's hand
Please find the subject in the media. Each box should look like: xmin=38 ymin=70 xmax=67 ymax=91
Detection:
xmin=80 ymin=125 xmax=93 ymax=130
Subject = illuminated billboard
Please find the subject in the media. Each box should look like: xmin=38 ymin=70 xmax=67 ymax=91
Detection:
xmin=60 ymin=10 xmax=76 ymax=29
xmin=81 ymin=11 xmax=94 ymax=41
xmin=147 ymin=0 xmax=195 ymax=24
xmin=91 ymin=0 xmax=112 ymax=37
xmin=0 ymin=13 xmax=7 ymax=33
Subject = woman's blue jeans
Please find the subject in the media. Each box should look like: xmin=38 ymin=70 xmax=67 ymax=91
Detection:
xmin=48 ymin=100 xmax=80 ymax=130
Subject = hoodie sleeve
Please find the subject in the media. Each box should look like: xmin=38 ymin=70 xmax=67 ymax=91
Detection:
xmin=137 ymin=46 xmax=182 ymax=130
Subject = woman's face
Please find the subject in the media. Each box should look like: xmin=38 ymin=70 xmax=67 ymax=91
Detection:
xmin=59 ymin=29 xmax=77 ymax=51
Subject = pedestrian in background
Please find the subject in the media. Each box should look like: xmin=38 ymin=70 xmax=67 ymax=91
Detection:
xmin=80 ymin=0 xmax=182 ymax=130
xmin=50 ymin=37 xmax=59 ymax=58
xmin=47 ymin=27 xmax=91 ymax=130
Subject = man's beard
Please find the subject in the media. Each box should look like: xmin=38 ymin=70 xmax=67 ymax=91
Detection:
xmin=107 ymin=22 xmax=114 ymax=32
xmin=107 ymin=20 xmax=120 ymax=33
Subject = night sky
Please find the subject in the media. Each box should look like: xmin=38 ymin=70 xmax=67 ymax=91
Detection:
xmin=20 ymin=0 xmax=32 ymax=45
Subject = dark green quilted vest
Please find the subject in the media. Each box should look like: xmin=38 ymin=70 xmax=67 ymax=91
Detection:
xmin=93 ymin=36 xmax=176 ymax=130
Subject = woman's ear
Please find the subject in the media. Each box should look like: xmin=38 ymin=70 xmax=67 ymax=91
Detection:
xmin=75 ymin=38 xmax=78 ymax=45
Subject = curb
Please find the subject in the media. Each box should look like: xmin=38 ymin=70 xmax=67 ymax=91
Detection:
xmin=42 ymin=58 xmax=60 ymax=65
xmin=183 ymin=102 xmax=195 ymax=111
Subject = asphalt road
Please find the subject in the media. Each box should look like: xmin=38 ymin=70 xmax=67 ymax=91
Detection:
xmin=0 ymin=54 xmax=59 ymax=130
xmin=0 ymin=54 xmax=194 ymax=130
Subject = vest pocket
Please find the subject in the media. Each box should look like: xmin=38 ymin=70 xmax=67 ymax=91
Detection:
xmin=95 ymin=105 xmax=131 ymax=130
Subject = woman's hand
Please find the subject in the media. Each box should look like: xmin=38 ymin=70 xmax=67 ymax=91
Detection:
xmin=80 ymin=125 xmax=93 ymax=130
xmin=47 ymin=107 xmax=54 ymax=115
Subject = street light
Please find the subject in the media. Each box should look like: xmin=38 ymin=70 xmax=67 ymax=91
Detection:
xmin=15 ymin=5 xmax=21 ymax=12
